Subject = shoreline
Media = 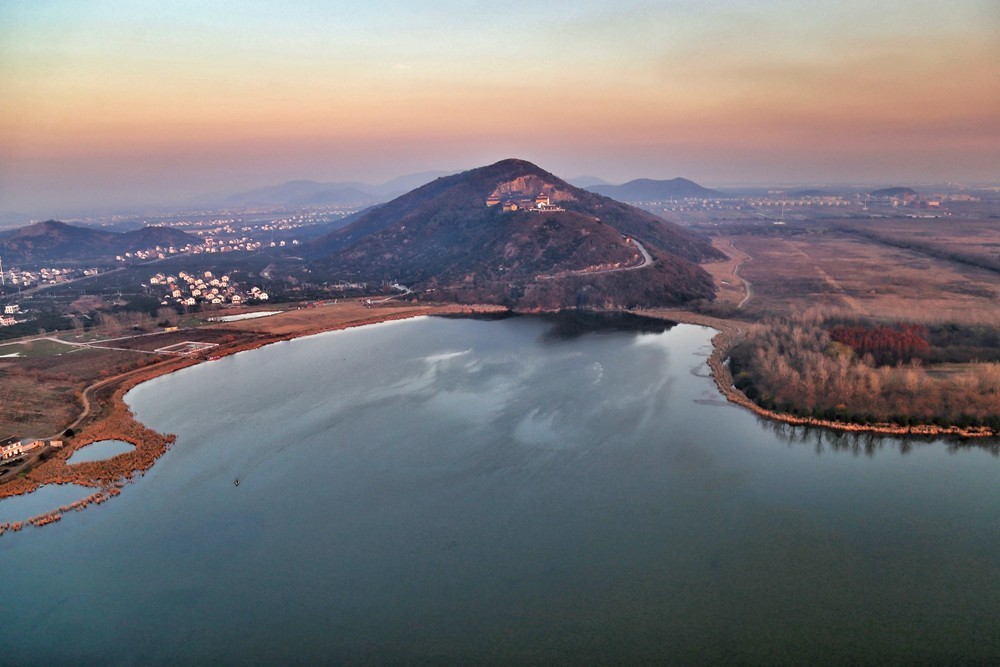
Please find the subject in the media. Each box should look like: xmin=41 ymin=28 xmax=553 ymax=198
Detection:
xmin=1 ymin=302 xmax=994 ymax=536
xmin=0 ymin=302 xmax=503 ymax=532
xmin=645 ymin=309 xmax=997 ymax=441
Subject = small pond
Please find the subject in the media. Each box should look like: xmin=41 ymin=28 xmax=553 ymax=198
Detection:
xmin=67 ymin=439 xmax=135 ymax=464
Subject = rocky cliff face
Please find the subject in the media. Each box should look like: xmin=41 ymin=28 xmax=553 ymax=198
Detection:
xmin=489 ymin=176 xmax=576 ymax=202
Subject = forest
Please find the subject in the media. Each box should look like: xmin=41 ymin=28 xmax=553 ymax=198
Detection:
xmin=728 ymin=311 xmax=1000 ymax=431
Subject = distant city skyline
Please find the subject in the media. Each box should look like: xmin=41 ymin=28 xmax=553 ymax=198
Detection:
xmin=1 ymin=0 xmax=998 ymax=215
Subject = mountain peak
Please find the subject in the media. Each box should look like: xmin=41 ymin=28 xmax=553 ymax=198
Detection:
xmin=307 ymin=160 xmax=723 ymax=310
xmin=587 ymin=177 xmax=721 ymax=201
xmin=15 ymin=220 xmax=71 ymax=236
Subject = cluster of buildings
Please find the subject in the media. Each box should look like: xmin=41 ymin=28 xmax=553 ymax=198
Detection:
xmin=112 ymin=235 xmax=302 ymax=263
xmin=0 ymin=437 xmax=61 ymax=461
xmin=486 ymin=192 xmax=565 ymax=213
xmin=188 ymin=235 xmax=266 ymax=254
xmin=115 ymin=244 xmax=195 ymax=262
xmin=148 ymin=270 xmax=268 ymax=307
xmin=0 ymin=303 xmax=20 ymax=327
xmin=184 ymin=234 xmax=300 ymax=255
xmin=1 ymin=266 xmax=101 ymax=287
xmin=866 ymin=193 xmax=948 ymax=210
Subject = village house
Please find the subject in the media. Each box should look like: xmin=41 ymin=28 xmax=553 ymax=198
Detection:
xmin=1 ymin=438 xmax=44 ymax=460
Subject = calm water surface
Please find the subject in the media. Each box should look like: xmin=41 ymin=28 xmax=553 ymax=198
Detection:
xmin=0 ymin=483 xmax=93 ymax=524
xmin=66 ymin=439 xmax=136 ymax=464
xmin=2 ymin=315 xmax=999 ymax=665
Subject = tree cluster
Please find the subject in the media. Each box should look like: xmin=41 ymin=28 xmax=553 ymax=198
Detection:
xmin=828 ymin=323 xmax=930 ymax=365
xmin=729 ymin=314 xmax=1000 ymax=431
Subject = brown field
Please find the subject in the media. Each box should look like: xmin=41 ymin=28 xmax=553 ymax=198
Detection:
xmin=838 ymin=218 xmax=1000 ymax=271
xmin=709 ymin=228 xmax=1000 ymax=324
xmin=0 ymin=346 xmax=162 ymax=438
xmin=87 ymin=327 xmax=265 ymax=352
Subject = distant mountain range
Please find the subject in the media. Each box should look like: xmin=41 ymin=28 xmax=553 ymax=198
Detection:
xmin=568 ymin=175 xmax=610 ymax=188
xmin=306 ymin=159 xmax=722 ymax=310
xmin=0 ymin=220 xmax=197 ymax=263
xmin=220 ymin=172 xmax=726 ymax=208
xmin=586 ymin=177 xmax=722 ymax=201
xmin=221 ymin=171 xmax=455 ymax=207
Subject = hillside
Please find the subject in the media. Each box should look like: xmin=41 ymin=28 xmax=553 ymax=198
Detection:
xmin=0 ymin=220 xmax=198 ymax=263
xmin=586 ymin=177 xmax=722 ymax=201
xmin=307 ymin=159 xmax=723 ymax=310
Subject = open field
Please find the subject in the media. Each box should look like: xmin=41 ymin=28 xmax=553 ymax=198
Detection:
xmin=0 ymin=339 xmax=80 ymax=358
xmin=0 ymin=346 xmax=160 ymax=438
xmin=837 ymin=218 xmax=1000 ymax=272
xmin=707 ymin=227 xmax=999 ymax=324
xmin=78 ymin=328 xmax=264 ymax=353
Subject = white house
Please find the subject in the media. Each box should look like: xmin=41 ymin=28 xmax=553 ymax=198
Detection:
xmin=1 ymin=439 xmax=43 ymax=460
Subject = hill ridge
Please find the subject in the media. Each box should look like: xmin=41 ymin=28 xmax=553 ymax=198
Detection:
xmin=307 ymin=159 xmax=723 ymax=309
xmin=0 ymin=220 xmax=198 ymax=263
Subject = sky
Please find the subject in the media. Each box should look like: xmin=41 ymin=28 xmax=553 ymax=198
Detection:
xmin=1 ymin=0 xmax=998 ymax=215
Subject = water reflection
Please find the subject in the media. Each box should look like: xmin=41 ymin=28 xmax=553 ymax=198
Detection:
xmin=760 ymin=417 xmax=1000 ymax=456
xmin=436 ymin=310 xmax=677 ymax=340
xmin=538 ymin=310 xmax=676 ymax=340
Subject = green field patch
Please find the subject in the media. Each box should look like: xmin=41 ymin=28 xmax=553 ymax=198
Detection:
xmin=0 ymin=339 xmax=80 ymax=358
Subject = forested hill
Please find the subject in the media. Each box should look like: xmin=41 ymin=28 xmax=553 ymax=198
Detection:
xmin=306 ymin=158 xmax=724 ymax=310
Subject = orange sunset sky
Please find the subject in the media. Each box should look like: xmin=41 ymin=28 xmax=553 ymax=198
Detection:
xmin=1 ymin=1 xmax=998 ymax=214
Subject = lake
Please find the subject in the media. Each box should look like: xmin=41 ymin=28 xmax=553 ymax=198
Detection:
xmin=2 ymin=314 xmax=999 ymax=665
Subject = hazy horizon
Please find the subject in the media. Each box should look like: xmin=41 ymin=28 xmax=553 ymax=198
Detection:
xmin=2 ymin=1 xmax=998 ymax=216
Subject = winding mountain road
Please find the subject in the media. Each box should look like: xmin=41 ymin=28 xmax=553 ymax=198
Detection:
xmin=537 ymin=237 xmax=653 ymax=281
